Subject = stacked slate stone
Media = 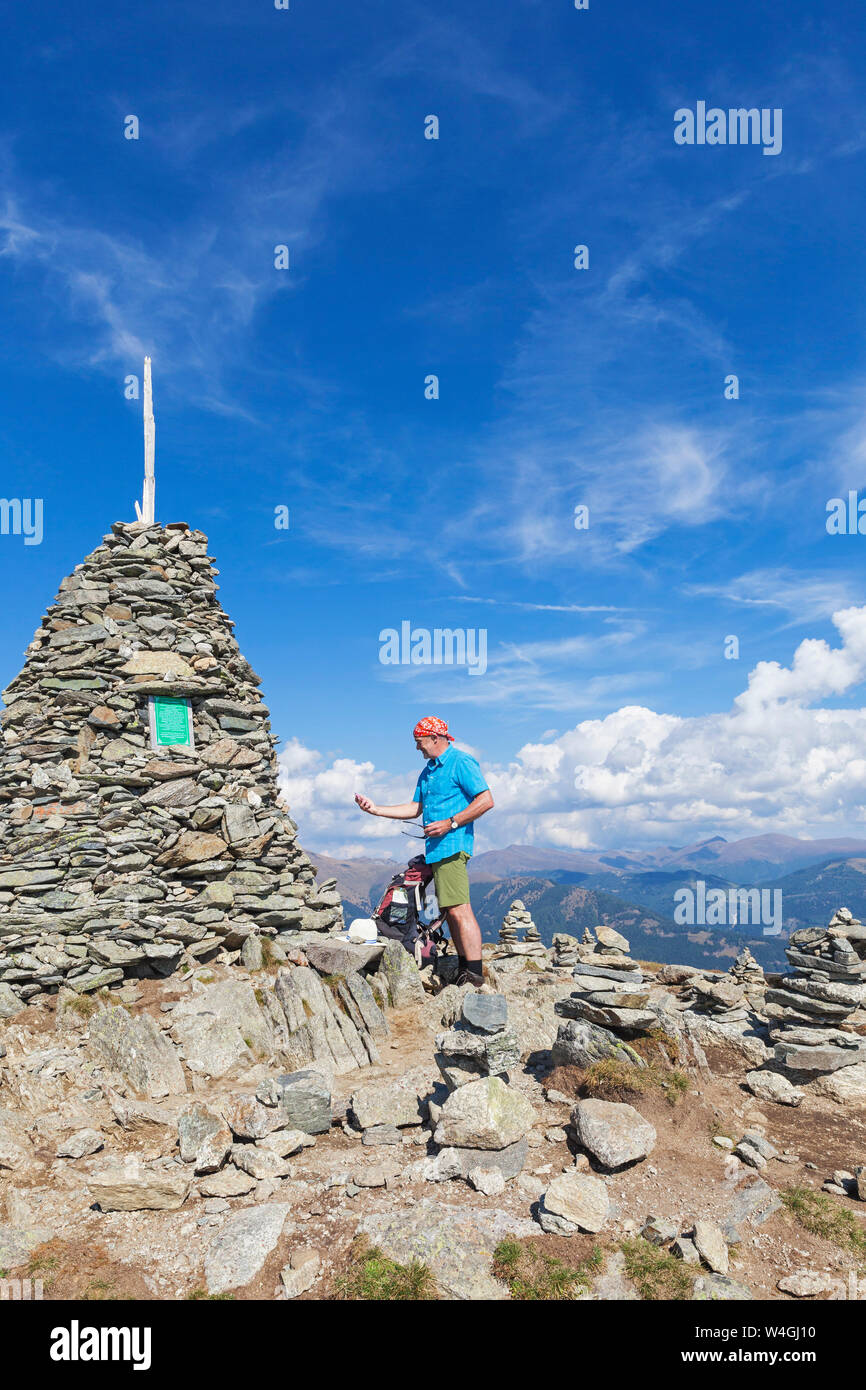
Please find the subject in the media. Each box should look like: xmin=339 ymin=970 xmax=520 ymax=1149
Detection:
xmin=766 ymin=909 xmax=866 ymax=1076
xmin=431 ymin=992 xmax=533 ymax=1181
xmin=551 ymin=933 xmax=579 ymax=970
xmin=555 ymin=926 xmax=656 ymax=1035
xmin=0 ymin=521 xmax=342 ymax=1005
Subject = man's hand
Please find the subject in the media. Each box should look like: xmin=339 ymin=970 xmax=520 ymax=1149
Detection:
xmin=354 ymin=794 xmax=378 ymax=815
xmin=423 ymin=819 xmax=452 ymax=839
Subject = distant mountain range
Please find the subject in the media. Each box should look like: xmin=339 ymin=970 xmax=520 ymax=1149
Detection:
xmin=311 ymin=833 xmax=866 ymax=973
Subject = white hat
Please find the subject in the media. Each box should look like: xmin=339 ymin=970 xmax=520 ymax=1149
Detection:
xmin=347 ymin=917 xmax=378 ymax=944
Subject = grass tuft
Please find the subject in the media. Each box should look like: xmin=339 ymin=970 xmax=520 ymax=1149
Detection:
xmin=333 ymin=1237 xmax=437 ymax=1301
xmin=492 ymin=1237 xmax=602 ymax=1300
xmin=620 ymin=1237 xmax=696 ymax=1301
xmin=781 ymin=1186 xmax=866 ymax=1265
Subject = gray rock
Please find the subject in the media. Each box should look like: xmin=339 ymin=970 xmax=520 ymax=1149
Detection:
xmin=435 ymin=1138 xmax=528 ymax=1181
xmin=204 ymin=1202 xmax=293 ymax=1295
xmin=692 ymin=1273 xmax=753 ymax=1301
xmin=433 ymin=1077 xmax=534 ymax=1151
xmin=197 ymin=1165 xmax=257 ymax=1198
xmin=377 ymin=939 xmax=425 ymax=1008
xmin=359 ymin=1199 xmax=536 ymax=1300
xmin=88 ymin=1160 xmax=190 ymax=1211
xmin=571 ymin=1098 xmax=656 ymax=1170
xmin=467 ymin=1167 xmax=506 ymax=1196
xmin=551 ymin=1019 xmax=645 ymax=1070
xmin=777 ymin=1270 xmax=840 ymax=1297
xmin=56 ymin=1128 xmax=104 ymax=1159
xmin=462 ymin=993 xmax=508 ymax=1033
xmin=719 ymin=1174 xmax=782 ymax=1242
xmin=0 ymin=983 xmax=22 ymax=1018
xmin=230 ymin=1144 xmax=291 ymax=1180
xmin=541 ymin=1172 xmax=610 ymax=1233
xmin=0 ymin=1222 xmax=55 ymax=1268
xmin=267 ymin=1069 xmax=331 ymax=1135
xmin=745 ymin=1070 xmax=803 ymax=1107
xmin=693 ymin=1219 xmax=729 ymax=1274
xmin=641 ymin=1216 xmax=678 ymax=1245
xmin=362 ymin=1125 xmax=402 ymax=1146
xmin=350 ymin=1069 xmax=433 ymax=1129
xmin=87 ymin=1006 xmax=186 ymax=1099
xmin=672 ymin=1237 xmax=700 ymax=1264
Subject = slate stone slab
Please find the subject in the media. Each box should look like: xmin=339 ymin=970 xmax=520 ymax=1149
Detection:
xmin=462 ymin=993 xmax=508 ymax=1034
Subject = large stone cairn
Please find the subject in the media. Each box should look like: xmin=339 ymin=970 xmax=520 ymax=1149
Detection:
xmin=430 ymin=992 xmax=533 ymax=1182
xmin=554 ymin=925 xmax=656 ymax=1036
xmin=0 ymin=521 xmax=342 ymax=1006
xmin=765 ymin=908 xmax=866 ymax=1076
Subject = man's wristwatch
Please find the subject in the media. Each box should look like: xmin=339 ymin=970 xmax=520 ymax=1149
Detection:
xmin=449 ymin=817 xmax=459 ymax=831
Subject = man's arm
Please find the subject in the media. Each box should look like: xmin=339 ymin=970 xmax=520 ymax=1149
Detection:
xmin=354 ymin=794 xmax=421 ymax=820
xmin=424 ymin=789 xmax=494 ymax=838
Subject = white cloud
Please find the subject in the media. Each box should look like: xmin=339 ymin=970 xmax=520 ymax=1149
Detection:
xmin=280 ymin=606 xmax=866 ymax=856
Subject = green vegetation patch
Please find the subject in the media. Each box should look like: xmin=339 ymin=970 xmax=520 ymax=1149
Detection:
xmin=333 ymin=1237 xmax=438 ymax=1301
xmin=620 ymin=1237 xmax=696 ymax=1301
xmin=492 ymin=1237 xmax=602 ymax=1300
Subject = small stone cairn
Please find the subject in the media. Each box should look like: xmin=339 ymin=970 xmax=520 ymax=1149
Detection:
xmin=551 ymin=933 xmax=579 ymax=970
xmin=729 ymin=947 xmax=766 ymax=1007
xmin=429 ymin=992 xmax=533 ymax=1182
xmin=681 ymin=972 xmax=750 ymax=1024
xmin=765 ymin=908 xmax=866 ymax=1076
xmin=495 ymin=900 xmax=546 ymax=960
xmin=554 ymin=925 xmax=656 ymax=1035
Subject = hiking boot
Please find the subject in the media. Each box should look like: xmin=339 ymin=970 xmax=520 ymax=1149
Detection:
xmin=455 ymin=968 xmax=484 ymax=988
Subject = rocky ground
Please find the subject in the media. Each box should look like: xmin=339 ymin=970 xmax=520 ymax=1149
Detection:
xmin=2 ymin=937 xmax=865 ymax=1303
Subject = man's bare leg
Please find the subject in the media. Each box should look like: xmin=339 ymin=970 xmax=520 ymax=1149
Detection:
xmin=445 ymin=902 xmax=483 ymax=972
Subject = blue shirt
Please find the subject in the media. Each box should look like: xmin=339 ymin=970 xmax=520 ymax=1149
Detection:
xmin=413 ymin=744 xmax=489 ymax=864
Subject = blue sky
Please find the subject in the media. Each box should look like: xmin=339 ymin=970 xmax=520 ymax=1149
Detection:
xmin=2 ymin=0 xmax=866 ymax=857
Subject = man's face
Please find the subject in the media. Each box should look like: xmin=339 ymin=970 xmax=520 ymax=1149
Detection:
xmin=415 ymin=734 xmax=444 ymax=760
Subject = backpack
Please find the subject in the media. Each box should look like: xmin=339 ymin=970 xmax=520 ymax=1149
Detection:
xmin=373 ymin=855 xmax=449 ymax=966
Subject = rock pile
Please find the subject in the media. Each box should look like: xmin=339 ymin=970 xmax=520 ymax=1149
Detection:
xmin=554 ymin=927 xmax=656 ymax=1035
xmin=766 ymin=910 xmax=866 ymax=1076
xmin=0 ymin=521 xmax=342 ymax=1006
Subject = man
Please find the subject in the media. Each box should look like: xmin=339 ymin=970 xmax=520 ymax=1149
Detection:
xmin=354 ymin=716 xmax=494 ymax=986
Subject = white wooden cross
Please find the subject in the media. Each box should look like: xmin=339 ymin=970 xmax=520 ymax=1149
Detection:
xmin=134 ymin=355 xmax=156 ymax=524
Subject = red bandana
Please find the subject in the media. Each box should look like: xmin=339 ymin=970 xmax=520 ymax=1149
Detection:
xmin=413 ymin=716 xmax=454 ymax=743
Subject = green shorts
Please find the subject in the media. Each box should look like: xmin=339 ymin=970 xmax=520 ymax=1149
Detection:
xmin=432 ymin=851 xmax=471 ymax=908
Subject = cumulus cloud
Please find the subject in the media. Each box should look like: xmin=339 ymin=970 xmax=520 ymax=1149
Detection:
xmin=279 ymin=606 xmax=866 ymax=857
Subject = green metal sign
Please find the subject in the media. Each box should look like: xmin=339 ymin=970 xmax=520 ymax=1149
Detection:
xmin=148 ymin=696 xmax=194 ymax=749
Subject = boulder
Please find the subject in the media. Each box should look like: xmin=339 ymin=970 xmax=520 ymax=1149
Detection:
xmin=571 ymin=1098 xmax=656 ymax=1170
xmin=745 ymin=1070 xmax=803 ymax=1107
xmin=87 ymin=1006 xmax=186 ymax=1099
xmin=541 ymin=1171 xmax=610 ymax=1233
xmin=88 ymin=1160 xmax=190 ymax=1211
xmin=377 ymin=939 xmax=425 ymax=1008
xmin=692 ymin=1219 xmax=729 ymax=1275
xmin=433 ymin=1076 xmax=534 ymax=1151
xmin=350 ymin=1069 xmax=434 ymax=1129
xmin=262 ymin=1069 xmax=331 ymax=1135
xmin=204 ymin=1202 xmax=293 ymax=1295
xmin=551 ymin=1019 xmax=645 ymax=1070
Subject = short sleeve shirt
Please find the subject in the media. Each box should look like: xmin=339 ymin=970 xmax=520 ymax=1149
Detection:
xmin=413 ymin=744 xmax=489 ymax=864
